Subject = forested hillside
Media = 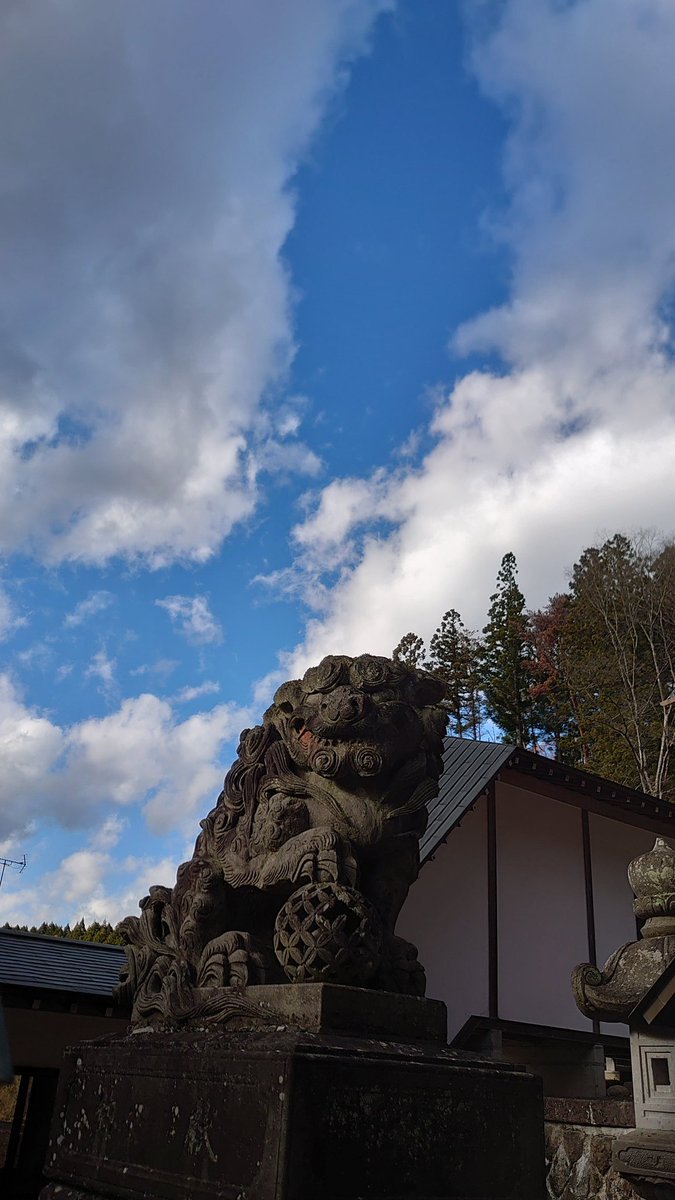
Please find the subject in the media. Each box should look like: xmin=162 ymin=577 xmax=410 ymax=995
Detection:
xmin=393 ymin=533 xmax=675 ymax=800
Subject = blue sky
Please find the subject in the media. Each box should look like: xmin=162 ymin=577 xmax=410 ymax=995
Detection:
xmin=2 ymin=0 xmax=675 ymax=926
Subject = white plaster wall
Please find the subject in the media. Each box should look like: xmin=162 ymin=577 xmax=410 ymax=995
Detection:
xmin=588 ymin=813 xmax=659 ymax=1039
xmin=495 ymin=782 xmax=592 ymax=1031
xmin=589 ymin=814 xmax=656 ymax=969
xmin=398 ymin=780 xmax=666 ymax=1040
xmin=397 ymin=797 xmax=489 ymax=1039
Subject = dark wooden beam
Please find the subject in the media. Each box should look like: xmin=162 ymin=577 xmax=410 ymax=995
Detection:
xmin=581 ymin=809 xmax=601 ymax=1036
xmin=581 ymin=810 xmax=597 ymax=967
xmin=487 ymin=780 xmax=499 ymax=1020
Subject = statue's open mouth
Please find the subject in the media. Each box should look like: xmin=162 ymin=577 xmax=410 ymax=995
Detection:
xmin=291 ymin=716 xmax=370 ymax=746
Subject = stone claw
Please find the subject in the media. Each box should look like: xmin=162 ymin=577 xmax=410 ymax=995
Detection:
xmin=294 ymin=836 xmax=358 ymax=888
xmin=197 ymin=931 xmax=268 ymax=988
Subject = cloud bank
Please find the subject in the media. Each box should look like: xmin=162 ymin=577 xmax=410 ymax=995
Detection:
xmin=0 ymin=674 xmax=251 ymax=844
xmin=278 ymin=0 xmax=675 ymax=670
xmin=0 ymin=837 xmax=179 ymax=928
xmin=0 ymin=0 xmax=389 ymax=567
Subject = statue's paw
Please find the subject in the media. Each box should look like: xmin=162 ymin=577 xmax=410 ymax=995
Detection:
xmin=295 ymin=846 xmax=339 ymax=885
xmin=252 ymin=827 xmax=357 ymax=890
xmin=197 ymin=931 xmax=269 ymax=988
xmin=294 ymin=836 xmax=358 ymax=887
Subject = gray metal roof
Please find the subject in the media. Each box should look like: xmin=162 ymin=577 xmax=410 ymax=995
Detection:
xmin=421 ymin=736 xmax=513 ymax=864
xmin=0 ymin=929 xmax=125 ymax=998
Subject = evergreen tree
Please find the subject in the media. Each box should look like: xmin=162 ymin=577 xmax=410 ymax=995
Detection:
xmin=482 ymin=552 xmax=536 ymax=747
xmin=428 ymin=608 xmax=483 ymax=738
xmin=3 ymin=918 xmax=124 ymax=944
xmin=392 ymin=632 xmax=427 ymax=669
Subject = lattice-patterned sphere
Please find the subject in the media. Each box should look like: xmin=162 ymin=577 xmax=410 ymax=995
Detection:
xmin=274 ymin=882 xmax=383 ymax=985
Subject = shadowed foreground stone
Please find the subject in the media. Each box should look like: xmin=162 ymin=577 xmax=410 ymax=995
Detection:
xmin=41 ymin=986 xmax=544 ymax=1200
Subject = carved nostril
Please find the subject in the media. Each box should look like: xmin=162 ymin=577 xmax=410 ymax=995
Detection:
xmin=318 ymin=690 xmax=364 ymax=724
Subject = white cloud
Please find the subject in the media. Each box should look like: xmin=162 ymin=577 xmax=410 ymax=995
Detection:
xmin=129 ymin=658 xmax=178 ymax=680
xmin=252 ymin=438 xmax=323 ymax=479
xmin=156 ymin=594 xmax=223 ymax=645
xmin=64 ymin=590 xmax=114 ymax=627
xmin=0 ymin=0 xmax=390 ymax=567
xmin=273 ymin=0 xmax=675 ymax=673
xmin=172 ymin=680 xmax=220 ymax=704
xmin=91 ymin=813 xmax=127 ymax=852
xmin=252 ymin=668 xmax=287 ymax=711
xmin=0 ymin=673 xmax=252 ymax=843
xmin=85 ymin=647 xmax=116 ymax=694
xmin=0 ymin=584 xmax=26 ymax=641
xmin=17 ymin=641 xmax=53 ymax=671
xmin=0 ymin=841 xmax=178 ymax=928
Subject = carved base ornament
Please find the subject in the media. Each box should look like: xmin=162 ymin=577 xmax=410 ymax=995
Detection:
xmin=114 ymin=654 xmax=448 ymax=1026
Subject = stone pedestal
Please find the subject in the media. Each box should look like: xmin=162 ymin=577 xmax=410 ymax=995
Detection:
xmin=41 ymin=986 xmax=544 ymax=1200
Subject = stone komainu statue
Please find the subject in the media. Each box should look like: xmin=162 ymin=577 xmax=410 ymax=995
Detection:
xmin=116 ymin=654 xmax=447 ymax=1025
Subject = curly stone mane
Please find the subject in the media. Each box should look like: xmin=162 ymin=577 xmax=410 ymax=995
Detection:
xmin=116 ymin=654 xmax=447 ymax=1026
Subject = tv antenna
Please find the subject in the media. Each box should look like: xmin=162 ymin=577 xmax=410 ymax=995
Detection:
xmin=0 ymin=854 xmax=26 ymax=889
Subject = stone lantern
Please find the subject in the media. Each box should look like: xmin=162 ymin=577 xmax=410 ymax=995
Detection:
xmin=573 ymin=837 xmax=675 ymax=1196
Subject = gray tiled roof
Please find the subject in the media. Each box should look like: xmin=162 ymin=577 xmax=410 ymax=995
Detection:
xmin=420 ymin=736 xmax=513 ymax=864
xmin=0 ymin=929 xmax=125 ymax=998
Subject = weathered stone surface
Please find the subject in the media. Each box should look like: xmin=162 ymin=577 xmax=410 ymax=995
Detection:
xmin=545 ymin=1097 xmax=636 ymax=1129
xmin=573 ymin=839 xmax=675 ymax=1023
xmin=561 ymin=1126 xmax=588 ymax=1162
xmin=115 ymin=655 xmax=449 ymax=1027
xmin=613 ymin=1130 xmax=675 ymax=1195
xmin=545 ymin=1121 xmax=643 ymax=1200
xmin=548 ymin=1140 xmax=573 ymax=1195
xmin=629 ymin=840 xmax=675 ymax=940
xmin=211 ymin=981 xmax=448 ymax=1041
xmin=572 ymin=937 xmax=675 ymax=1023
xmin=590 ymin=1132 xmax=615 ymax=1177
xmin=43 ymin=1027 xmax=544 ymax=1200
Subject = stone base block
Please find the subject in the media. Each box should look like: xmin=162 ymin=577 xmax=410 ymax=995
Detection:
xmin=200 ymin=981 xmax=448 ymax=1042
xmin=42 ymin=1021 xmax=543 ymax=1200
xmin=613 ymin=1129 xmax=675 ymax=1197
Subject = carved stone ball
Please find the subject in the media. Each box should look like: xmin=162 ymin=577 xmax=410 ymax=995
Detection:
xmin=273 ymin=882 xmax=383 ymax=986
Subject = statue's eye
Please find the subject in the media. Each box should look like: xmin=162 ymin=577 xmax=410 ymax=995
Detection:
xmin=277 ymin=700 xmax=293 ymax=714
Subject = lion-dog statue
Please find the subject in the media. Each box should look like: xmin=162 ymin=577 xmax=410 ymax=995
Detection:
xmin=116 ymin=654 xmax=447 ymax=1026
